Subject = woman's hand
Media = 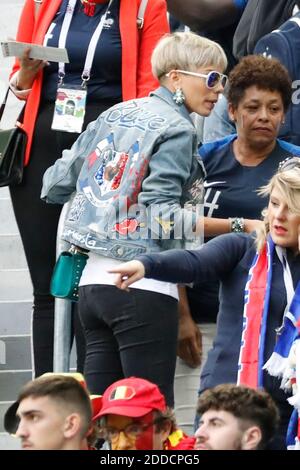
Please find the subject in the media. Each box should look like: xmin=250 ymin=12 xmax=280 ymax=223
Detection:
xmin=17 ymin=47 xmax=48 ymax=90
xmin=177 ymin=313 xmax=202 ymax=368
xmin=108 ymin=260 xmax=145 ymax=290
xmin=177 ymin=286 xmax=202 ymax=368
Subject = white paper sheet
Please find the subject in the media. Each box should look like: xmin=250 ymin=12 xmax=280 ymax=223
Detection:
xmin=0 ymin=41 xmax=69 ymax=63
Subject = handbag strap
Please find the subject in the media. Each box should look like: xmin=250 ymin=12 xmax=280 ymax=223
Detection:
xmin=137 ymin=0 xmax=149 ymax=29
xmin=0 ymin=1 xmax=43 ymax=124
xmin=34 ymin=0 xmax=43 ymax=19
xmin=0 ymin=88 xmax=25 ymax=126
xmin=0 ymin=88 xmax=10 ymax=123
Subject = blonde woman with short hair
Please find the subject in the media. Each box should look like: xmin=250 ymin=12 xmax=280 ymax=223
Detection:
xmin=42 ymin=31 xmax=228 ymax=407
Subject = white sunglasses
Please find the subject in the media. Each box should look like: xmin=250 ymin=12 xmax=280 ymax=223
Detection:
xmin=167 ymin=69 xmax=228 ymax=89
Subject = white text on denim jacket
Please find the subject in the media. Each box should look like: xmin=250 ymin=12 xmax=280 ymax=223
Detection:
xmin=105 ymin=102 xmax=168 ymax=131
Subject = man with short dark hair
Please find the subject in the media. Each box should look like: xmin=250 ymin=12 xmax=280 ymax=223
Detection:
xmin=6 ymin=374 xmax=93 ymax=450
xmin=195 ymin=384 xmax=279 ymax=450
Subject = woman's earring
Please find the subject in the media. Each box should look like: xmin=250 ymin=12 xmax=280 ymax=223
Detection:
xmin=173 ymin=88 xmax=185 ymax=105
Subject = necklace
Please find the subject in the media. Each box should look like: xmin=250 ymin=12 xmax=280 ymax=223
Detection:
xmin=81 ymin=0 xmax=109 ymax=16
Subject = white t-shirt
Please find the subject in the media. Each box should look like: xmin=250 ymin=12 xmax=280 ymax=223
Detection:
xmin=79 ymin=252 xmax=179 ymax=300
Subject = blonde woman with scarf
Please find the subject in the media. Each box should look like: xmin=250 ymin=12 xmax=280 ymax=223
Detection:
xmin=109 ymin=159 xmax=300 ymax=449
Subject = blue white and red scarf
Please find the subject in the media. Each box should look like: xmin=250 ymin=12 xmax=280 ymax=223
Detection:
xmin=237 ymin=236 xmax=300 ymax=449
xmin=237 ymin=237 xmax=273 ymax=388
xmin=237 ymin=236 xmax=300 ymax=388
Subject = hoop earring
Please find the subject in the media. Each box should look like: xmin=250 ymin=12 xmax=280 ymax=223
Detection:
xmin=173 ymin=88 xmax=185 ymax=105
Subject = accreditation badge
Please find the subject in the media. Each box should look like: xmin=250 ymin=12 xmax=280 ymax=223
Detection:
xmin=51 ymin=85 xmax=87 ymax=133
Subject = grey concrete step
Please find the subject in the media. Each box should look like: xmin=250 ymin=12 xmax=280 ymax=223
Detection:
xmin=0 ymin=335 xmax=31 ymax=371
xmin=0 ymin=270 xmax=32 ymax=301
xmin=0 ymin=302 xmax=31 ymax=335
xmin=0 ymin=198 xmax=19 ymax=235
xmin=0 ymin=370 xmax=32 ymax=402
xmin=0 ymin=0 xmax=47 ymax=450
xmin=0 ymin=188 xmax=9 ymax=198
xmin=0 ymin=334 xmax=77 ymax=370
xmin=0 ymin=237 xmax=28 ymax=269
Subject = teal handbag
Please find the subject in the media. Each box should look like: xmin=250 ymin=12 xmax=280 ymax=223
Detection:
xmin=50 ymin=247 xmax=89 ymax=302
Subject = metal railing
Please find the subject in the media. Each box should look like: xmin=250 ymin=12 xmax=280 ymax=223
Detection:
xmin=53 ymin=202 xmax=72 ymax=372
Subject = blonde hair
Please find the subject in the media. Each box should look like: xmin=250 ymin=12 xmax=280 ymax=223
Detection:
xmin=151 ymin=32 xmax=227 ymax=82
xmin=256 ymin=166 xmax=300 ymax=251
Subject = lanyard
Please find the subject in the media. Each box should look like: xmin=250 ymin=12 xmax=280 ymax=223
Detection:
xmin=57 ymin=0 xmax=113 ymax=87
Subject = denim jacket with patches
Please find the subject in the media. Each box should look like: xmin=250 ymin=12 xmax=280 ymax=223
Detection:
xmin=41 ymin=87 xmax=205 ymax=260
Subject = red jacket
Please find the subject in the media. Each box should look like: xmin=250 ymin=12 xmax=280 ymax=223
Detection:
xmin=11 ymin=0 xmax=169 ymax=165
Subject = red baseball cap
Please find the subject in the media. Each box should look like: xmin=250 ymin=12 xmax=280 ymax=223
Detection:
xmin=94 ymin=377 xmax=166 ymax=420
xmin=90 ymin=394 xmax=103 ymax=421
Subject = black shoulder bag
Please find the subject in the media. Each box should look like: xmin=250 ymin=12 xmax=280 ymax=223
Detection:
xmin=0 ymin=88 xmax=27 ymax=187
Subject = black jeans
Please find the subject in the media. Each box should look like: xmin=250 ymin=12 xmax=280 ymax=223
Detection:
xmin=9 ymin=100 xmax=113 ymax=376
xmin=79 ymin=285 xmax=178 ymax=407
